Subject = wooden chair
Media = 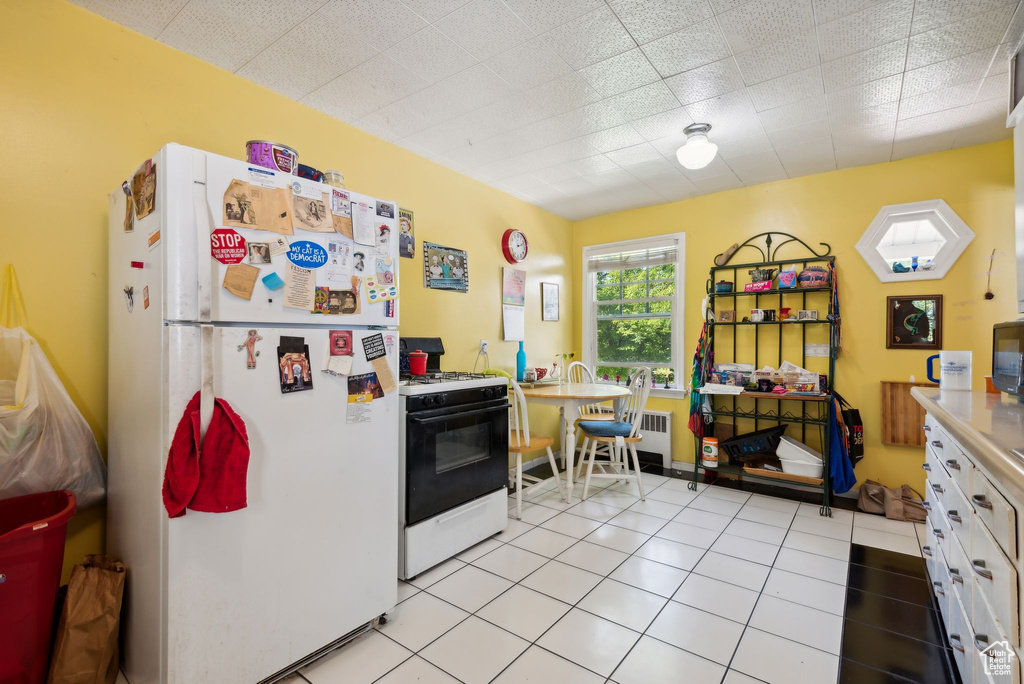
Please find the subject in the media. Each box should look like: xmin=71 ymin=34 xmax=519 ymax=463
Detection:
xmin=508 ymin=379 xmax=567 ymax=520
xmin=565 ymin=361 xmax=617 ymax=471
xmin=578 ymin=367 xmax=652 ymax=501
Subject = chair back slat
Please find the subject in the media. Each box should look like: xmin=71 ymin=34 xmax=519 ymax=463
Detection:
xmin=567 ymin=361 xmax=608 ymax=418
xmin=621 ymin=367 xmax=652 ymax=438
xmin=509 ymin=380 xmax=530 ymax=448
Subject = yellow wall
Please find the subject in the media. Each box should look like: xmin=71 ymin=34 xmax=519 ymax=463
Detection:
xmin=575 ymin=140 xmax=1017 ymax=493
xmin=0 ymin=0 xmax=573 ymax=580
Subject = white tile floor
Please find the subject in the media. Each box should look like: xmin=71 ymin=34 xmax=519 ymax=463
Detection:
xmin=117 ymin=476 xmax=925 ymax=684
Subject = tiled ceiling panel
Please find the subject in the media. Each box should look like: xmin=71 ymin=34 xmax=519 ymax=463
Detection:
xmin=74 ymin=0 xmax=1024 ymax=220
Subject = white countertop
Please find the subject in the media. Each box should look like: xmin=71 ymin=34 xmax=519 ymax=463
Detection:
xmin=912 ymin=386 xmax=1024 ymax=502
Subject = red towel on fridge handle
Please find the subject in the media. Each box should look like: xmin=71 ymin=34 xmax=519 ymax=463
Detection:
xmin=162 ymin=391 xmax=250 ymax=518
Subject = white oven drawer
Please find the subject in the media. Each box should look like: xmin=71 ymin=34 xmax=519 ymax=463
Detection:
xmin=971 ymin=515 xmax=1020 ymax=645
xmin=971 ymin=468 xmax=1017 ymax=560
xmin=951 ymin=589 xmax=978 ymax=684
xmin=973 ymin=586 xmax=1021 ymax=683
xmin=946 ymin=481 xmax=974 ymax=557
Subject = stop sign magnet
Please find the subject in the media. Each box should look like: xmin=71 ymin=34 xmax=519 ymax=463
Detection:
xmin=211 ymin=228 xmax=247 ymax=264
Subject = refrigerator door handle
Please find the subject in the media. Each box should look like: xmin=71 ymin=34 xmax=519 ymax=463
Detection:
xmin=199 ymin=323 xmax=215 ymax=440
xmin=192 ymin=151 xmax=212 ymax=323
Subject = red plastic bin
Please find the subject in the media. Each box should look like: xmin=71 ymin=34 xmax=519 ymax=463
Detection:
xmin=0 ymin=490 xmax=77 ymax=684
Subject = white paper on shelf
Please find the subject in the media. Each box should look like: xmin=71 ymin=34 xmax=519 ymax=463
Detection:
xmin=804 ymin=344 xmax=830 ymax=358
xmin=699 ymin=383 xmax=744 ymax=395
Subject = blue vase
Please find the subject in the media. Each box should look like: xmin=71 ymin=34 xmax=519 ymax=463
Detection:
xmin=516 ymin=341 xmax=526 ymax=382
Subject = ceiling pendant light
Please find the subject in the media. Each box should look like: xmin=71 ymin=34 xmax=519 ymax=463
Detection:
xmin=676 ymin=123 xmax=717 ymax=170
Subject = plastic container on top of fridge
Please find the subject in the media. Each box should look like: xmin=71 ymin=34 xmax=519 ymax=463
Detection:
xmin=776 ymin=436 xmax=824 ymax=478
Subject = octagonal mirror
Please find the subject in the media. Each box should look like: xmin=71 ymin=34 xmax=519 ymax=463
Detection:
xmin=856 ymin=199 xmax=975 ymax=282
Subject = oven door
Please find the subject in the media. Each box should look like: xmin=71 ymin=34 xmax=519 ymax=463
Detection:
xmin=406 ymin=400 xmax=510 ymax=525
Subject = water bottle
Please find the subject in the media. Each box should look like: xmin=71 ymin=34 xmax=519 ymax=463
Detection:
xmin=516 ymin=341 xmax=526 ymax=382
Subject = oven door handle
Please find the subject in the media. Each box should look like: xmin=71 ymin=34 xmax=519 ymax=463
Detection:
xmin=410 ymin=402 xmax=510 ymax=423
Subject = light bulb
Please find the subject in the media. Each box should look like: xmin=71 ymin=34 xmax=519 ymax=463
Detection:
xmin=676 ymin=133 xmax=718 ymax=170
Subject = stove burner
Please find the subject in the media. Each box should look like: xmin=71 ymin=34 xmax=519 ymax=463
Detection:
xmin=399 ymin=371 xmax=500 ymax=385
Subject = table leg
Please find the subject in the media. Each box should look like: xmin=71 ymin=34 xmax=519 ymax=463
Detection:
xmin=563 ymin=400 xmax=578 ymax=503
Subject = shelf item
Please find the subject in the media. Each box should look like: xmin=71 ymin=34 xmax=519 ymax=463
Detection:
xmin=719 ymin=424 xmax=787 ymax=461
xmin=880 ymin=381 xmax=935 ymax=447
xmin=707 ymin=286 xmax=832 ymax=297
xmin=730 ymin=391 xmax=830 ymax=402
xmin=742 ymin=465 xmax=823 ymax=486
xmin=710 ymin=319 xmax=832 ymax=326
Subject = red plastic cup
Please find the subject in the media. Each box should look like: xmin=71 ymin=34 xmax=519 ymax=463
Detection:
xmin=409 ymin=350 xmax=428 ymax=375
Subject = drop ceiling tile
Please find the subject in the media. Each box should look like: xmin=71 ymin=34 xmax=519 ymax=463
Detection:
xmin=766 ymin=117 xmax=832 ymax=147
xmin=834 ymin=141 xmax=893 ymax=167
xmin=520 ymin=184 xmax=568 ymax=202
xmin=715 ymin=129 xmax=775 ymax=158
xmin=502 ymin=0 xmax=605 ymax=33
xmin=397 ymin=84 xmax=471 ymax=126
xmin=525 ymin=73 xmax=604 ymax=116
xmin=717 ymin=0 xmax=815 ymax=53
xmin=158 ymin=0 xmax=325 ymax=72
xmin=485 ymin=36 xmax=573 ymax=90
xmin=580 ymin=49 xmax=662 ymax=97
xmin=450 ymin=107 xmax=512 ymax=143
xmin=562 ymin=154 xmax=621 ymax=174
xmin=388 ymin=27 xmax=478 ymax=84
xmin=544 ymin=7 xmax=637 ymax=69
xmin=725 ymin=149 xmax=788 ymax=184
xmin=435 ymin=0 xmax=535 ymax=61
xmin=516 ymin=117 xmax=578 ymax=149
xmin=691 ymin=172 xmax=744 ymax=193
xmin=733 ymin=29 xmax=819 ymax=85
xmin=638 ymin=171 xmax=693 ymax=197
xmin=758 ymin=95 xmax=829 ymax=129
xmin=710 ymin=0 xmax=754 ymax=13
xmin=609 ymin=0 xmax=716 ymax=45
xmin=631 ymin=108 xmax=695 ymax=140
xmin=628 ymin=157 xmax=685 ymax=179
xmin=605 ymin=142 xmax=664 ymax=167
xmin=501 ymin=172 xmax=549 ymax=192
xmin=811 ymin=0 xmax=888 ymax=25
xmin=306 ymin=54 xmax=429 ymax=120
xmin=748 ymin=66 xmax=824 ymax=111
xmin=906 ymin=6 xmax=1015 ymax=70
xmin=584 ymin=124 xmax=647 ymax=152
xmin=976 ymin=71 xmax=1010 ymax=101
xmin=825 ymin=74 xmax=904 ymax=114
xmin=898 ymin=79 xmax=981 ymax=119
xmin=403 ymin=122 xmax=473 ymax=156
xmin=640 ymin=19 xmax=732 ymax=77
xmin=558 ymin=99 xmax=629 ymax=134
xmin=664 ymin=59 xmax=747 ymax=105
xmin=237 ymin=9 xmax=379 ymax=100
xmin=532 ymin=164 xmax=582 ymax=183
xmin=399 ymin=0 xmax=472 ymax=22
xmin=679 ymin=155 xmax=735 ymax=179
xmin=70 ymin=0 xmax=188 ymax=37
xmin=817 ymin=0 xmax=913 ymax=62
xmin=341 ymin=0 xmax=433 ymax=47
xmin=897 ymin=104 xmax=972 ymax=138
xmin=899 ymin=46 xmax=995 ymax=97
xmin=439 ymin=64 xmax=516 ymax=111
xmin=357 ymin=102 xmax=431 ymax=139
xmin=774 ymin=136 xmax=837 ymax=176
xmin=649 ymin=132 xmax=691 ymax=159
xmin=686 ymin=90 xmax=762 ymax=141
xmin=912 ymin=0 xmax=1017 ymax=36
xmin=989 ymin=42 xmax=1015 ymax=75
xmin=617 ymin=183 xmax=666 ymax=206
xmin=476 ymin=94 xmax=549 ymax=132
xmin=552 ymin=175 xmax=599 ymax=194
xmin=1003 ymin=6 xmax=1024 ymax=49
xmin=892 ymin=129 xmax=959 ymax=159
xmin=356 ymin=120 xmax=401 ymax=142
xmin=611 ymin=81 xmax=683 ymax=121
xmin=829 ymin=100 xmax=899 ymax=130
xmin=821 ymin=39 xmax=908 ymax=92
xmin=831 ymin=120 xmax=896 ymax=148
xmin=658 ymin=182 xmax=704 ymax=202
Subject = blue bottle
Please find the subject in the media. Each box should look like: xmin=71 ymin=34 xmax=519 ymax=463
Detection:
xmin=516 ymin=341 xmax=526 ymax=382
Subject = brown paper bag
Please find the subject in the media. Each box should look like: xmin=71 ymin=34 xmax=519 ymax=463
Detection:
xmin=857 ymin=480 xmax=926 ymax=522
xmin=47 ymin=555 xmax=126 ymax=684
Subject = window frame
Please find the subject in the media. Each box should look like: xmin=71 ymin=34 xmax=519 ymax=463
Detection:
xmin=581 ymin=232 xmax=686 ymax=395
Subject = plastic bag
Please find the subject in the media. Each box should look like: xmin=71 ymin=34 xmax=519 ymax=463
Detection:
xmin=0 ymin=266 xmax=106 ymax=507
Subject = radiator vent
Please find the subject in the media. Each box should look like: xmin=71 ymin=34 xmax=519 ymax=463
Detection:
xmin=639 ymin=410 xmax=672 ymax=468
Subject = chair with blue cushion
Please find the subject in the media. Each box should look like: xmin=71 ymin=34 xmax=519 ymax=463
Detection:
xmin=567 ymin=361 xmax=616 ymax=471
xmin=579 ymin=367 xmax=652 ymax=501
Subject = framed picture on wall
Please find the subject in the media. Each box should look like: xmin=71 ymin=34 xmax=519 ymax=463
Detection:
xmin=541 ymin=282 xmax=559 ymax=321
xmin=886 ymin=295 xmax=943 ymax=349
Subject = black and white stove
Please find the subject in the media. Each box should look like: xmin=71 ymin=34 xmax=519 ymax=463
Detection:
xmin=396 ymin=340 xmax=510 ymax=579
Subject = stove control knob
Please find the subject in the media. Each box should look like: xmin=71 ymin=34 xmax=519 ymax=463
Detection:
xmin=485 ymin=388 xmax=496 ymax=399
xmin=439 ymin=394 xmax=447 ymax=405
xmin=422 ymin=396 xmax=434 ymax=407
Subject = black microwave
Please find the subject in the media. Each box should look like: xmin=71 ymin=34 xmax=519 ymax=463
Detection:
xmin=993 ymin=321 xmax=1024 ymax=395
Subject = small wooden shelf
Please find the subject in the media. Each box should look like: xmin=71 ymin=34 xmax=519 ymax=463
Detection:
xmin=710 ymin=320 xmax=831 ymax=326
xmin=710 ymin=287 xmax=832 ymax=297
xmin=704 ymin=391 xmax=830 ymax=402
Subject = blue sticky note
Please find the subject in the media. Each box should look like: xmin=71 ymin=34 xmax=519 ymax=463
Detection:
xmin=262 ymin=272 xmax=285 ymax=290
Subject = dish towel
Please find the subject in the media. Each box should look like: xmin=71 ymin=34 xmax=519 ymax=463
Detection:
xmin=162 ymin=391 xmax=250 ymax=518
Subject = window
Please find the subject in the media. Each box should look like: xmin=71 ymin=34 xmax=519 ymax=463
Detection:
xmin=582 ymin=234 xmax=685 ymax=391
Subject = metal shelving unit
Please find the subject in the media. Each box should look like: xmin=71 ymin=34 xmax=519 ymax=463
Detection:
xmin=689 ymin=233 xmax=840 ymax=517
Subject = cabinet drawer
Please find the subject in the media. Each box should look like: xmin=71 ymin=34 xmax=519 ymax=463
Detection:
xmin=973 ymin=585 xmax=1021 ymax=683
xmin=950 ymin=532 xmax=975 ymax=623
xmin=943 ymin=440 xmax=974 ymax=496
xmin=946 ymin=481 xmax=974 ymax=556
xmin=971 ymin=469 xmax=1018 ymax=560
xmin=930 ymin=497 xmax=950 ymax=562
xmin=928 ymin=525 xmax=952 ymax=621
xmin=971 ymin=515 xmax=1020 ymax=644
xmin=951 ymin=589 xmax=978 ymax=684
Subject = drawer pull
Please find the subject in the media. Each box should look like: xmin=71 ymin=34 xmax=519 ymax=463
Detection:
xmin=949 ymin=568 xmax=964 ymax=584
xmin=933 ymin=581 xmax=945 ymax=596
xmin=922 ymin=501 xmax=932 ymax=511
xmin=922 ymin=463 xmax=932 ymax=472
xmin=933 ymin=528 xmax=944 ymax=540
xmin=946 ymin=510 xmax=961 ymax=524
xmin=949 ymin=634 xmax=965 ymax=653
xmin=945 ymin=459 xmax=961 ymax=471
xmin=922 ymin=545 xmax=933 ymax=557
xmin=971 ymin=560 xmax=994 ymax=580
xmin=930 ymin=483 xmax=945 ymax=494
xmin=975 ymin=635 xmax=990 ymax=652
xmin=923 ymin=425 xmax=932 ymax=432
xmin=932 ymin=440 xmax=943 ymax=448
xmin=971 ymin=494 xmax=993 ymax=510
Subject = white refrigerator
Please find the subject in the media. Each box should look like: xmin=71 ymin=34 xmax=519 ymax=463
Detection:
xmin=106 ymin=144 xmax=399 ymax=684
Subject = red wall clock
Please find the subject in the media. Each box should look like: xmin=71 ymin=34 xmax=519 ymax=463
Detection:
xmin=501 ymin=228 xmax=528 ymax=264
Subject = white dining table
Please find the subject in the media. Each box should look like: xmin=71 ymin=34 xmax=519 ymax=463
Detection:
xmin=518 ymin=382 xmax=631 ymax=503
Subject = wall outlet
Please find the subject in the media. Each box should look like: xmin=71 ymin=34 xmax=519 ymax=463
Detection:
xmin=480 ymin=339 xmax=489 ymax=354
